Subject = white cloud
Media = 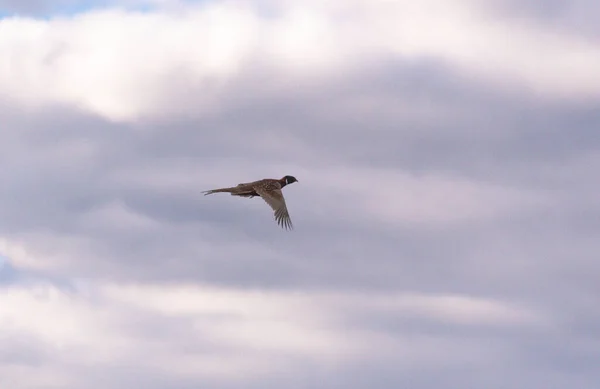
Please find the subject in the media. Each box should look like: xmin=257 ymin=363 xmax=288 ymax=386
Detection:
xmin=0 ymin=238 xmax=49 ymax=271
xmin=0 ymin=235 xmax=92 ymax=273
xmin=1 ymin=0 xmax=599 ymax=121
xmin=0 ymin=281 xmax=342 ymax=388
xmin=0 ymin=280 xmax=545 ymax=388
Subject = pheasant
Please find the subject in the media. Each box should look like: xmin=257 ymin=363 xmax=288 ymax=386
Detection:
xmin=202 ymin=175 xmax=298 ymax=230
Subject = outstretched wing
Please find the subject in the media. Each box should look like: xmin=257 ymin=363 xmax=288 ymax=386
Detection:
xmin=255 ymin=187 xmax=293 ymax=230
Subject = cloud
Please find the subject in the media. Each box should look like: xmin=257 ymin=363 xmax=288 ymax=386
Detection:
xmin=488 ymin=0 xmax=600 ymax=40
xmin=2 ymin=0 xmax=600 ymax=122
xmin=1 ymin=1 xmax=600 ymax=388
xmin=0 ymin=281 xmax=550 ymax=389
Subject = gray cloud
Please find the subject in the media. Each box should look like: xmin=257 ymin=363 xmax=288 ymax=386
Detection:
xmin=1 ymin=2 xmax=600 ymax=388
xmin=2 ymin=59 xmax=597 ymax=290
xmin=491 ymin=0 xmax=600 ymax=40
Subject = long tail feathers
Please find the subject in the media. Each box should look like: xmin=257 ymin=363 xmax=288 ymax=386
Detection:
xmin=202 ymin=187 xmax=236 ymax=196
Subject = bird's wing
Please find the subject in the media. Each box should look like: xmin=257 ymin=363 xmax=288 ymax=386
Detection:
xmin=255 ymin=187 xmax=293 ymax=230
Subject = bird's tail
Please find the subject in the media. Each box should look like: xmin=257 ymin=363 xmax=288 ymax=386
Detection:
xmin=202 ymin=187 xmax=237 ymax=196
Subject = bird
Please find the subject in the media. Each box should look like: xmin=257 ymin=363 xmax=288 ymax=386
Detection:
xmin=202 ymin=175 xmax=298 ymax=230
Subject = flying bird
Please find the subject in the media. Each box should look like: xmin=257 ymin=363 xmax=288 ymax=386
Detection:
xmin=202 ymin=175 xmax=298 ymax=230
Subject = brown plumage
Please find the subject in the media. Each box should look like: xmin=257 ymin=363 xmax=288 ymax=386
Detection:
xmin=202 ymin=175 xmax=298 ymax=230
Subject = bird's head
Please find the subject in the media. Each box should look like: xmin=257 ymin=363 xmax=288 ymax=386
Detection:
xmin=283 ymin=175 xmax=298 ymax=185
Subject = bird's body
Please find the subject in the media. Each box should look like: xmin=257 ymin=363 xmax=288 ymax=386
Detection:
xmin=203 ymin=175 xmax=298 ymax=230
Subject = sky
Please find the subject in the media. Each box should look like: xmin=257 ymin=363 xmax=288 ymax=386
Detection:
xmin=1 ymin=0 xmax=600 ymax=388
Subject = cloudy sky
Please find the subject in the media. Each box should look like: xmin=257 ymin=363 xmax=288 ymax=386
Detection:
xmin=1 ymin=0 xmax=600 ymax=388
